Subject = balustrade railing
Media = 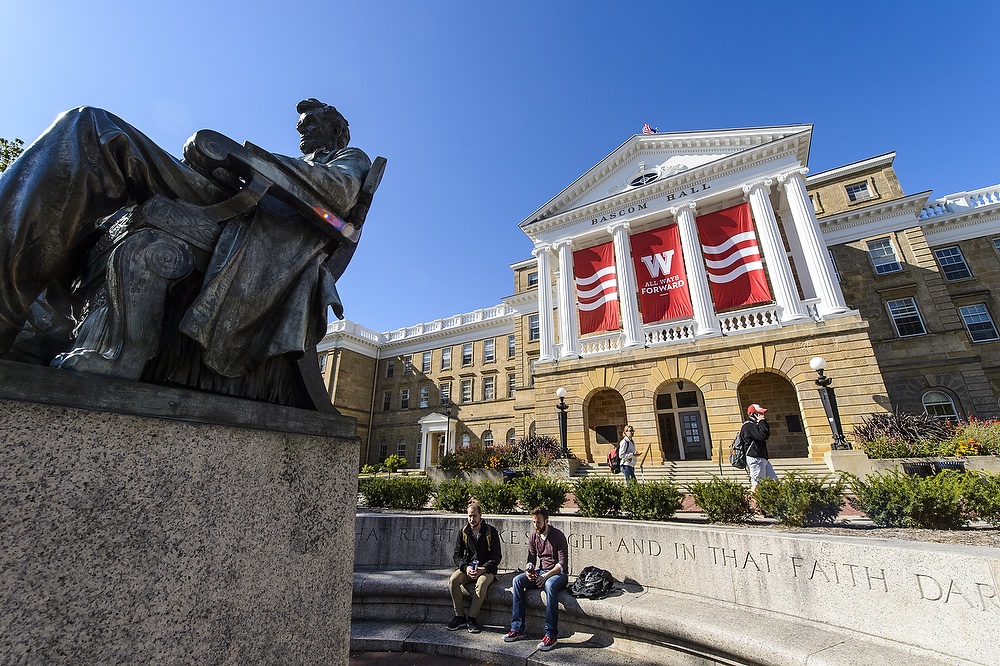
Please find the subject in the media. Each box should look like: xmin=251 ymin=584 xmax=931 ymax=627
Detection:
xmin=644 ymin=320 xmax=696 ymax=346
xmin=718 ymin=304 xmax=780 ymax=335
xmin=580 ymin=332 xmax=624 ymax=356
xmin=918 ymin=185 xmax=1000 ymax=220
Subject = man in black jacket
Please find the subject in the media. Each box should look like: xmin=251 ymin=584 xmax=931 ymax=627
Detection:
xmin=448 ymin=501 xmax=502 ymax=633
xmin=742 ymin=403 xmax=778 ymax=490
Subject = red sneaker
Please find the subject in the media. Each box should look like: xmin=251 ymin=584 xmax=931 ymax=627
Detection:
xmin=537 ymin=635 xmax=557 ymax=651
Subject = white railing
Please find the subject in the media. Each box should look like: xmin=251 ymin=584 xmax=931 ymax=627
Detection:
xmin=644 ymin=320 xmax=696 ymax=346
xmin=382 ymin=304 xmax=514 ymax=342
xmin=918 ymin=185 xmax=1000 ymax=220
xmin=718 ymin=304 xmax=781 ymax=335
xmin=580 ymin=332 xmax=624 ymax=356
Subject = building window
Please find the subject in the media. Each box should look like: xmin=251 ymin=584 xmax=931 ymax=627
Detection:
xmin=421 ymin=351 xmax=432 ymax=373
xmin=934 ymin=246 xmax=972 ymax=281
xmin=415 ymin=440 xmax=422 ymax=467
xmin=993 ymin=238 xmax=1000 ymax=256
xmin=400 ymin=388 xmax=410 ymax=409
xmin=385 ymin=359 xmax=395 ymax=379
xmin=846 ymin=181 xmax=872 ymax=202
xmin=483 ymin=376 xmax=495 ymax=401
xmin=886 ymin=297 xmax=926 ymax=337
xmin=397 ymin=439 xmax=407 ymax=459
xmin=461 ymin=433 xmax=471 ymax=448
xmin=483 ymin=338 xmax=495 ymax=363
xmin=528 ymin=314 xmax=540 ymax=341
xmin=403 ymin=355 xmax=413 ymax=376
xmin=959 ymin=304 xmax=1000 ymax=342
xmin=527 ymin=271 xmax=539 ymax=287
xmin=461 ymin=379 xmax=473 ymax=403
xmin=440 ymin=381 xmax=451 ymax=404
xmin=922 ymin=390 xmax=959 ymax=421
xmin=508 ymin=373 xmax=516 ymax=398
xmin=506 ymin=428 xmax=516 ymax=445
xmin=866 ymin=237 xmax=902 ymax=275
xmin=419 ymin=385 xmax=430 ymax=408
xmin=441 ymin=347 xmax=451 ymax=370
xmin=378 ymin=439 xmax=387 ymax=462
xmin=462 ymin=343 xmax=473 ymax=366
xmin=528 ymin=358 xmax=536 ymax=386
xmin=382 ymin=391 xmax=392 ymax=411
xmin=318 ymin=354 xmax=327 ymax=374
xmin=828 ymin=249 xmax=841 ymax=282
xmin=508 ymin=334 xmax=516 ymax=358
xmin=809 ymin=193 xmax=822 ymax=214
xmin=482 ymin=430 xmax=494 ymax=447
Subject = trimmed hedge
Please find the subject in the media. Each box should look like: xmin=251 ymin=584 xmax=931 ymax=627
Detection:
xmin=753 ymin=472 xmax=846 ymax=527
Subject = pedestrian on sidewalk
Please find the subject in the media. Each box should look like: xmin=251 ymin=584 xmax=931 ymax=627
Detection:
xmin=619 ymin=425 xmax=637 ymax=483
xmin=503 ymin=506 xmax=568 ymax=651
xmin=447 ymin=501 xmax=502 ymax=634
xmin=742 ymin=404 xmax=777 ymax=491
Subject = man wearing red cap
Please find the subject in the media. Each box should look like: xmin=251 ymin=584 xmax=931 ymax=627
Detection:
xmin=742 ymin=404 xmax=777 ymax=490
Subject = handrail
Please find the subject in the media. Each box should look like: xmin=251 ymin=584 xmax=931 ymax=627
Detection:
xmin=638 ymin=443 xmax=652 ymax=482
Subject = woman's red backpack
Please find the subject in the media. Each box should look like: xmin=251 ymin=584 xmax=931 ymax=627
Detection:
xmin=607 ymin=448 xmax=621 ymax=474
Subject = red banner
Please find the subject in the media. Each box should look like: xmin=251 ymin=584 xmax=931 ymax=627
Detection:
xmin=574 ymin=242 xmax=620 ymax=335
xmin=630 ymin=224 xmax=692 ymax=323
xmin=696 ymin=203 xmax=771 ymax=311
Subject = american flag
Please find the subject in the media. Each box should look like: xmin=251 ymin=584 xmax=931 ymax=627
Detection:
xmin=642 ymin=123 xmax=657 ymax=135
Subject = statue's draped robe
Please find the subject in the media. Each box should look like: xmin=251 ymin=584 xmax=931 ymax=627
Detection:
xmin=0 ymin=106 xmax=371 ymax=381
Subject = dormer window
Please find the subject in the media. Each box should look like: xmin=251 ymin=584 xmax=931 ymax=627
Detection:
xmin=630 ymin=171 xmax=659 ymax=187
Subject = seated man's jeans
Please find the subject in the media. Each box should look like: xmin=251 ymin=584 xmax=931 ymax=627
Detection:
xmin=510 ymin=570 xmax=568 ymax=638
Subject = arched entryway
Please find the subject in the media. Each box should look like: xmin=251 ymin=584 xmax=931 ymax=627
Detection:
xmin=654 ymin=380 xmax=711 ymax=460
xmin=736 ymin=372 xmax=808 ymax=458
xmin=584 ymin=388 xmax=627 ymax=458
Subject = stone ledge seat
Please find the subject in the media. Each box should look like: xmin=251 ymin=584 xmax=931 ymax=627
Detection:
xmin=352 ymin=567 xmax=959 ymax=666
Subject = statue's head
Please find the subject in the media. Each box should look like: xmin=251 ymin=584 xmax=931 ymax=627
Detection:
xmin=295 ymin=98 xmax=350 ymax=154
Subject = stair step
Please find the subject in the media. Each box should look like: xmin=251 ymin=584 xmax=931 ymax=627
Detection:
xmin=571 ymin=459 xmax=837 ymax=487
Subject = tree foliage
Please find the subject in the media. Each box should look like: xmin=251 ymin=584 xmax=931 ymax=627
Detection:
xmin=0 ymin=137 xmax=24 ymax=172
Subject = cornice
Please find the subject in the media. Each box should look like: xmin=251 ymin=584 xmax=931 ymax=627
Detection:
xmin=819 ymin=192 xmax=932 ymax=245
xmin=806 ymin=152 xmax=895 ymax=187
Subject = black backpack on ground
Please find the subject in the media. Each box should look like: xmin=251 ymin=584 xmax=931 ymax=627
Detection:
xmin=569 ymin=566 xmax=615 ymax=600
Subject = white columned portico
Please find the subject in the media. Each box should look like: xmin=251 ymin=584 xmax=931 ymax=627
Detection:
xmin=743 ymin=180 xmax=806 ymax=323
xmin=778 ymin=169 xmax=849 ymax=316
xmin=608 ymin=221 xmax=643 ymax=348
xmin=533 ymin=244 xmax=556 ymax=362
xmin=553 ymin=239 xmax=580 ymax=359
xmin=670 ymin=203 xmax=719 ymax=337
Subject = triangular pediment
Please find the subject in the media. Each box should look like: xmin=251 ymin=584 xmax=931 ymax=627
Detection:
xmin=520 ymin=125 xmax=813 ymax=227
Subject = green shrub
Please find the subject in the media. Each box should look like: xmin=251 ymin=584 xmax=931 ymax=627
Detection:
xmin=753 ymin=472 xmax=846 ymax=527
xmin=360 ymin=463 xmax=382 ymax=475
xmin=383 ymin=454 xmax=407 ymax=474
xmin=433 ymin=479 xmax=472 ymax=512
xmin=511 ymin=435 xmax=562 ymax=468
xmin=939 ymin=417 xmax=1000 ymax=457
xmin=623 ymin=481 xmax=683 ymax=521
xmin=962 ymin=472 xmax=1000 ymax=526
xmin=572 ymin=477 xmax=624 ymax=518
xmin=513 ymin=475 xmax=569 ymax=514
xmin=848 ymin=470 xmax=968 ymax=529
xmin=688 ymin=477 xmax=754 ymax=523
xmin=359 ymin=477 xmax=433 ymax=510
xmin=470 ymin=479 xmax=519 ymax=515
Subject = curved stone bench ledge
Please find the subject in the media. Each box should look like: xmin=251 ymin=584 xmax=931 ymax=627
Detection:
xmin=353 ymin=568 xmax=962 ymax=666
xmin=354 ymin=514 xmax=997 ymax=665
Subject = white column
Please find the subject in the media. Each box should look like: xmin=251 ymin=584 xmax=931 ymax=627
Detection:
xmin=533 ymin=244 xmax=556 ymax=362
xmin=670 ymin=202 xmax=719 ymax=337
xmin=608 ymin=222 xmax=643 ymax=347
xmin=778 ymin=169 xmax=849 ymax=316
xmin=743 ymin=180 xmax=806 ymax=323
xmin=553 ymin=239 xmax=580 ymax=359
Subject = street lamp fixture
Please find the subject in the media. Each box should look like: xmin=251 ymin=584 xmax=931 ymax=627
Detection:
xmin=556 ymin=387 xmax=569 ymax=459
xmin=809 ymin=357 xmax=851 ymax=451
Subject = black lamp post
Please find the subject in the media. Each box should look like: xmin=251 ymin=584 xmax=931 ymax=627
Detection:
xmin=556 ymin=387 xmax=569 ymax=458
xmin=809 ymin=357 xmax=851 ymax=451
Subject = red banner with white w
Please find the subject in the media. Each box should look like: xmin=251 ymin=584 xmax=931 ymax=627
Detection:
xmin=574 ymin=242 xmax=620 ymax=335
xmin=696 ymin=203 xmax=771 ymax=311
xmin=630 ymin=224 xmax=692 ymax=323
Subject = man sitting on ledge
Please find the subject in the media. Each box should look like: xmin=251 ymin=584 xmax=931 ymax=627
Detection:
xmin=448 ymin=501 xmax=502 ymax=634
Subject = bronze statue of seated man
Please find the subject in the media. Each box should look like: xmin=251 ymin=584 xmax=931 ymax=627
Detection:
xmin=0 ymin=99 xmax=384 ymax=409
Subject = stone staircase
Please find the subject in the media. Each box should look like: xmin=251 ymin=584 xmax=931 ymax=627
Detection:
xmin=572 ymin=457 xmax=836 ymax=488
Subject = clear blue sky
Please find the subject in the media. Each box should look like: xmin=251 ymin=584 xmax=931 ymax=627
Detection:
xmin=3 ymin=1 xmax=998 ymax=333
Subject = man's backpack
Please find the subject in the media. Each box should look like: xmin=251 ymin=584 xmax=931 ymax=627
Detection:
xmin=607 ymin=448 xmax=621 ymax=474
xmin=569 ymin=566 xmax=615 ymax=600
xmin=729 ymin=430 xmax=748 ymax=470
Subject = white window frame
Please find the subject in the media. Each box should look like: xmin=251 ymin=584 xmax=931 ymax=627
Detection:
xmin=403 ymin=355 xmax=413 ymax=376
xmin=483 ymin=376 xmax=495 ymax=401
xmin=886 ymin=297 xmax=926 ymax=337
xmin=461 ymin=378 xmax=473 ymax=403
xmin=959 ymin=304 xmax=1000 ymax=342
xmin=934 ymin=246 xmax=972 ymax=281
xmin=461 ymin=433 xmax=471 ymax=448
xmin=418 ymin=385 xmax=430 ymax=408
xmin=866 ymin=237 xmax=902 ymax=275
xmin=508 ymin=373 xmax=516 ymax=398
xmin=527 ymin=271 xmax=539 ymax=287
xmin=506 ymin=428 xmax=516 ymax=445
xmin=415 ymin=439 xmax=422 ymax=467
xmin=508 ymin=334 xmax=516 ymax=358
xmin=385 ymin=359 xmax=395 ymax=379
xmin=483 ymin=338 xmax=495 ymax=363
xmin=828 ymin=249 xmax=841 ymax=282
xmin=396 ymin=439 xmax=407 ymax=459
xmin=400 ymin=388 xmax=410 ymax=410
xmin=378 ymin=439 xmax=387 ymax=462
xmin=482 ymin=430 xmax=494 ymax=448
xmin=440 ymin=381 xmax=451 ymax=405
xmin=421 ymin=351 xmax=432 ymax=373
xmin=846 ymin=181 xmax=872 ymax=202
xmin=922 ymin=390 xmax=959 ymax=421
xmin=462 ymin=343 xmax=473 ymax=366
xmin=382 ymin=391 xmax=392 ymax=412
xmin=441 ymin=347 xmax=451 ymax=370
xmin=528 ymin=314 xmax=540 ymax=341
